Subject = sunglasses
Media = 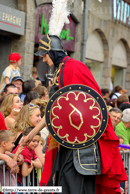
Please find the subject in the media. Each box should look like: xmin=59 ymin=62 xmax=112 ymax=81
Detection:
xmin=28 ymin=103 xmax=40 ymax=109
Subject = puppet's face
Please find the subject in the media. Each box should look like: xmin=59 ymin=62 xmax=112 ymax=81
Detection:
xmin=42 ymin=54 xmax=54 ymax=67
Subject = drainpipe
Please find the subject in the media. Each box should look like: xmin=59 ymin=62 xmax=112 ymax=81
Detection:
xmin=81 ymin=0 xmax=89 ymax=64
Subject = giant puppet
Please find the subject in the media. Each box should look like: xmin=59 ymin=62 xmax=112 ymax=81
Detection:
xmin=33 ymin=0 xmax=127 ymax=193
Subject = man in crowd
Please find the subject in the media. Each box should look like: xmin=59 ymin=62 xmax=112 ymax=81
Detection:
xmin=11 ymin=76 xmax=24 ymax=102
xmin=109 ymin=108 xmax=122 ymax=126
xmin=0 ymin=84 xmax=18 ymax=106
xmin=3 ymin=83 xmax=18 ymax=95
xmin=12 ymin=76 xmax=24 ymax=96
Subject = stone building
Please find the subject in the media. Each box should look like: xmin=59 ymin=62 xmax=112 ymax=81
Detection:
xmin=86 ymin=0 xmax=130 ymax=94
xmin=1 ymin=0 xmax=130 ymax=94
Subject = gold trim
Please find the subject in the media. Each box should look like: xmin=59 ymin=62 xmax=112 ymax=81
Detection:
xmin=52 ymin=174 xmax=55 ymax=185
xmin=51 ymin=65 xmax=63 ymax=86
xmin=94 ymin=143 xmax=97 ymax=162
xmin=69 ymin=103 xmax=83 ymax=130
xmin=38 ymin=46 xmax=49 ymax=51
xmin=38 ymin=34 xmax=51 ymax=51
xmin=77 ymin=149 xmax=98 ymax=171
xmin=51 ymin=91 xmax=102 ymax=144
xmin=45 ymin=84 xmax=108 ymax=149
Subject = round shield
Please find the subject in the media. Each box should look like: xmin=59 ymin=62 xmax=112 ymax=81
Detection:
xmin=45 ymin=84 xmax=108 ymax=149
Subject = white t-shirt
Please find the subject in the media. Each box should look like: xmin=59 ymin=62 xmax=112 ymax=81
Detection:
xmin=111 ymin=92 xmax=121 ymax=99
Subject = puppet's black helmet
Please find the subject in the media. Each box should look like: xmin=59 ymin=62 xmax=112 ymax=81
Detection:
xmin=35 ymin=34 xmax=64 ymax=56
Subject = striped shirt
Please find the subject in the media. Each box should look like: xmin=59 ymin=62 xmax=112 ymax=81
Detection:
xmin=0 ymin=65 xmax=20 ymax=93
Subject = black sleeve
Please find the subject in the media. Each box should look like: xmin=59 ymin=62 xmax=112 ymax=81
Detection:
xmin=12 ymin=133 xmax=23 ymax=151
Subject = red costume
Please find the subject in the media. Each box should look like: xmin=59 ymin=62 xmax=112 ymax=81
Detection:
xmin=0 ymin=112 xmax=7 ymax=130
xmin=40 ymin=57 xmax=127 ymax=193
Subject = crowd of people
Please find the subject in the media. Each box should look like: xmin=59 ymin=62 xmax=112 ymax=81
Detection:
xmin=0 ymin=51 xmax=129 ymax=193
xmin=101 ymin=86 xmax=130 ymax=194
xmin=0 ymin=52 xmax=49 ymax=190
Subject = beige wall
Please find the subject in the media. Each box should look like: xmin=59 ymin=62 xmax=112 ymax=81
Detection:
xmin=87 ymin=10 xmax=130 ymax=93
xmin=89 ymin=0 xmax=112 ymax=20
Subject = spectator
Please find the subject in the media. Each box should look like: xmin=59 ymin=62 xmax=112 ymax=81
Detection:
xmin=119 ymin=102 xmax=130 ymax=112
xmin=3 ymin=83 xmax=18 ymax=95
xmin=31 ymin=98 xmax=48 ymax=118
xmin=32 ymin=67 xmax=38 ymax=80
xmin=33 ymin=85 xmax=49 ymax=100
xmin=101 ymin=88 xmax=111 ymax=100
xmin=23 ymin=91 xmax=39 ymax=105
xmin=0 ymin=53 xmax=21 ymax=93
xmin=36 ymin=137 xmax=46 ymax=182
xmin=0 ymin=152 xmax=18 ymax=173
xmin=111 ymin=85 xmax=123 ymax=99
xmin=117 ymin=94 xmax=129 ymax=108
xmin=0 ymin=94 xmax=23 ymax=119
xmin=0 ymin=130 xmax=23 ymax=186
xmin=10 ymin=103 xmax=41 ymax=147
xmin=39 ymin=137 xmax=46 ymax=152
xmin=12 ymin=76 xmax=24 ymax=97
xmin=32 ymin=66 xmax=41 ymax=85
xmin=1 ymin=94 xmax=23 ymax=129
xmin=0 ymin=84 xmax=18 ymax=107
xmin=105 ymin=98 xmax=116 ymax=108
xmin=31 ymin=98 xmax=49 ymax=148
xmin=122 ymin=89 xmax=127 ymax=95
xmin=109 ymin=108 xmax=122 ymax=126
xmin=116 ymin=108 xmax=130 ymax=145
xmin=22 ymin=80 xmax=36 ymax=95
xmin=12 ymin=127 xmax=42 ymax=186
xmin=31 ymin=98 xmax=49 ymax=154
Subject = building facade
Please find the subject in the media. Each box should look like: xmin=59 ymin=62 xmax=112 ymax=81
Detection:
xmin=86 ymin=0 xmax=130 ymax=94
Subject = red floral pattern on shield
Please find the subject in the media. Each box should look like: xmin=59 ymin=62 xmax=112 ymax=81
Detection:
xmin=50 ymin=91 xmax=102 ymax=144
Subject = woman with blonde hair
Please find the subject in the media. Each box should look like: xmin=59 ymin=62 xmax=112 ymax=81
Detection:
xmin=31 ymin=98 xmax=49 ymax=141
xmin=11 ymin=103 xmax=45 ymax=170
xmin=31 ymin=98 xmax=48 ymax=117
xmin=0 ymin=93 xmax=23 ymax=129
xmin=10 ymin=103 xmax=41 ymax=140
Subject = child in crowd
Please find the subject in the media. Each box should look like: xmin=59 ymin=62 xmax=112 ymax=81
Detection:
xmin=12 ymin=127 xmax=42 ymax=186
xmin=38 ymin=137 xmax=46 ymax=165
xmin=36 ymin=137 xmax=46 ymax=183
xmin=0 ymin=130 xmax=23 ymax=187
xmin=0 ymin=52 xmax=21 ymax=93
xmin=39 ymin=137 xmax=46 ymax=153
